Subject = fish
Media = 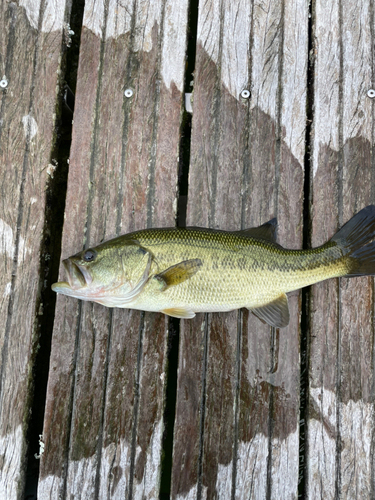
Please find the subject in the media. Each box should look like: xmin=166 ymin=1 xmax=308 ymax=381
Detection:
xmin=52 ymin=205 xmax=375 ymax=328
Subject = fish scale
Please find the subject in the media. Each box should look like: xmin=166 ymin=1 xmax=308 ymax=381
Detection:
xmin=129 ymin=231 xmax=345 ymax=307
xmin=52 ymin=206 xmax=375 ymax=328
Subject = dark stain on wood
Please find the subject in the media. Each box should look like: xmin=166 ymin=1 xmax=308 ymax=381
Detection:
xmin=202 ymin=313 xmax=237 ymax=498
xmin=171 ymin=316 xmax=206 ymax=498
xmin=134 ymin=312 xmax=167 ymax=481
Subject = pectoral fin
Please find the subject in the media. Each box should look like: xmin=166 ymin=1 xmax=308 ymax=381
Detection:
xmin=249 ymin=293 xmax=289 ymax=328
xmin=155 ymin=259 xmax=202 ymax=291
xmin=162 ymin=307 xmax=196 ymax=319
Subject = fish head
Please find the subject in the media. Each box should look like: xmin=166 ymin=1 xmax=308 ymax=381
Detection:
xmin=52 ymin=239 xmax=152 ymax=305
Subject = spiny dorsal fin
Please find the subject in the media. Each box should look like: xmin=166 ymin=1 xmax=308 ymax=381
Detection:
xmin=155 ymin=259 xmax=202 ymax=291
xmin=249 ymin=293 xmax=289 ymax=328
xmin=238 ymin=218 xmax=277 ymax=243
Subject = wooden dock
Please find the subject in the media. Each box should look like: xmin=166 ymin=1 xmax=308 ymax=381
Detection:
xmin=1 ymin=0 xmax=375 ymax=498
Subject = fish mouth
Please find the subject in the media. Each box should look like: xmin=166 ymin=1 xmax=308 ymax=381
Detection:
xmin=60 ymin=257 xmax=93 ymax=290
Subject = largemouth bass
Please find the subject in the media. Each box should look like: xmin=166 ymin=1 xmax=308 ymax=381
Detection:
xmin=52 ymin=205 xmax=375 ymax=328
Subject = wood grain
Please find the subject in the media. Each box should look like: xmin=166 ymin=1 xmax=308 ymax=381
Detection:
xmin=308 ymin=0 xmax=375 ymax=498
xmin=171 ymin=0 xmax=248 ymax=495
xmin=171 ymin=0 xmax=307 ymax=498
xmin=2 ymin=0 xmax=373 ymax=496
xmin=238 ymin=0 xmax=307 ymax=496
xmin=0 ymin=1 xmax=67 ymax=497
xmin=38 ymin=0 xmax=189 ymax=497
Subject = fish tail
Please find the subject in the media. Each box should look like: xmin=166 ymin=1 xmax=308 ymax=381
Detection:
xmin=331 ymin=205 xmax=375 ymax=277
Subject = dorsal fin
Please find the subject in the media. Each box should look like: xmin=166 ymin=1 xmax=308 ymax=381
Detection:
xmin=238 ymin=218 xmax=277 ymax=243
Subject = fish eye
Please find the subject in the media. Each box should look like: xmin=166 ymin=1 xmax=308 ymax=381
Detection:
xmin=83 ymin=249 xmax=96 ymax=262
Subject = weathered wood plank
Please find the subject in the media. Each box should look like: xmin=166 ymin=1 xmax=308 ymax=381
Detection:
xmin=237 ymin=0 xmax=307 ymax=496
xmin=171 ymin=0 xmax=307 ymax=498
xmin=39 ymin=0 xmax=189 ymax=497
xmin=339 ymin=2 xmax=374 ymax=496
xmin=264 ymin=0 xmax=307 ymax=496
xmin=171 ymin=0 xmax=249 ymax=491
xmin=0 ymin=1 xmax=67 ymax=497
xmin=308 ymin=0 xmax=375 ymax=498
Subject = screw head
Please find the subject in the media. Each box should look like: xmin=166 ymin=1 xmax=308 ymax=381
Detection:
xmin=0 ymin=79 xmax=8 ymax=89
xmin=124 ymin=88 xmax=133 ymax=98
xmin=240 ymin=89 xmax=250 ymax=99
xmin=367 ymin=89 xmax=375 ymax=98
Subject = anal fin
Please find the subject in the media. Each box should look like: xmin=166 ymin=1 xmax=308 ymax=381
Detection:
xmin=249 ymin=293 xmax=289 ymax=328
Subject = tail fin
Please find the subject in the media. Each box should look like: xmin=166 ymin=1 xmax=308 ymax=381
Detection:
xmin=331 ymin=205 xmax=375 ymax=277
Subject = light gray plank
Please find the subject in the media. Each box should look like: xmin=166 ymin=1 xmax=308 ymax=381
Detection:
xmin=308 ymin=0 xmax=375 ymax=498
xmin=0 ymin=1 xmax=67 ymax=497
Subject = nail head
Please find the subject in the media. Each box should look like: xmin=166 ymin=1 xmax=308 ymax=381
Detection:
xmin=241 ymin=89 xmax=250 ymax=99
xmin=124 ymin=88 xmax=133 ymax=98
xmin=367 ymin=89 xmax=375 ymax=98
xmin=0 ymin=78 xmax=8 ymax=89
